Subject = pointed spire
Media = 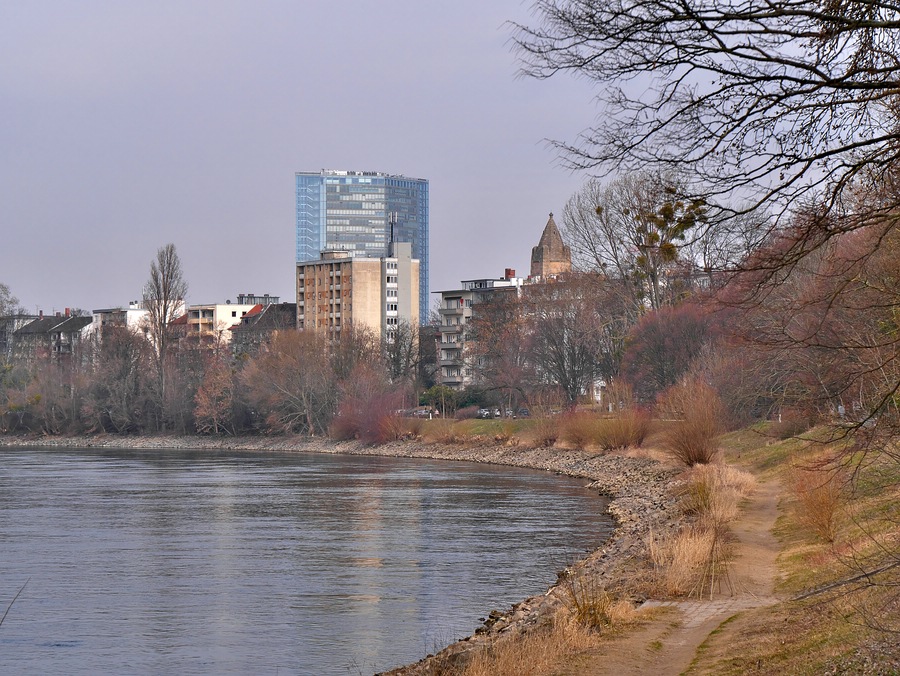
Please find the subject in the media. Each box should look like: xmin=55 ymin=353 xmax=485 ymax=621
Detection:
xmin=538 ymin=213 xmax=566 ymax=252
xmin=531 ymin=213 xmax=572 ymax=279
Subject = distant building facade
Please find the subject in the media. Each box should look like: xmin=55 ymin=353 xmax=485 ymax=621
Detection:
xmin=185 ymin=300 xmax=259 ymax=345
xmin=0 ymin=313 xmax=39 ymax=363
xmin=12 ymin=310 xmax=92 ymax=363
xmin=296 ymin=242 xmax=419 ymax=342
xmin=435 ymin=213 xmax=575 ymax=390
xmin=230 ymin=302 xmax=297 ymax=359
xmin=91 ymin=301 xmax=150 ymax=336
xmin=435 ymin=270 xmax=525 ymax=389
xmin=295 ymin=170 xmax=429 ymax=321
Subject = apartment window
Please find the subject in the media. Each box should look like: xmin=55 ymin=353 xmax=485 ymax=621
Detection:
xmin=386 ymin=276 xmax=397 ymax=284
xmin=387 ymin=303 xmax=398 ymax=312
xmin=232 ymin=311 xmax=237 ymax=317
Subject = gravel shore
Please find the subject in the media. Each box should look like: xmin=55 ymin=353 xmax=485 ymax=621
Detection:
xmin=0 ymin=433 xmax=682 ymax=673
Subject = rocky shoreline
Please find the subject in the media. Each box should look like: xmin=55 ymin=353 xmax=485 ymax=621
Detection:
xmin=0 ymin=433 xmax=681 ymax=674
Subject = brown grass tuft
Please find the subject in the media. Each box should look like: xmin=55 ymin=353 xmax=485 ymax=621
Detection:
xmin=790 ymin=465 xmax=844 ymax=543
xmin=459 ymin=610 xmax=600 ymax=676
xmin=659 ymin=380 xmax=725 ymax=465
xmin=531 ymin=416 xmax=560 ymax=448
xmin=562 ymin=575 xmax=638 ymax=631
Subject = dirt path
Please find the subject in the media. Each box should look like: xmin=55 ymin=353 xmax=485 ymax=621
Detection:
xmin=556 ymin=478 xmax=782 ymax=676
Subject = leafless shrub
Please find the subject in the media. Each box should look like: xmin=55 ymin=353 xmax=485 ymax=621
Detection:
xmin=772 ymin=407 xmax=819 ymax=439
xmin=531 ymin=415 xmax=560 ymax=448
xmin=659 ymin=380 xmax=725 ymax=465
xmin=561 ymin=412 xmax=599 ymax=450
xmin=595 ymin=408 xmax=651 ymax=451
xmin=790 ymin=465 xmax=845 ymax=543
xmin=455 ymin=405 xmax=479 ymax=420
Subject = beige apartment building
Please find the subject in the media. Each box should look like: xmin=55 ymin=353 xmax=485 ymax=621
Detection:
xmin=296 ymin=242 xmax=419 ymax=342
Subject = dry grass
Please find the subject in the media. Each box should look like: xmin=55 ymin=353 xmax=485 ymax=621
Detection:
xmin=646 ymin=462 xmax=755 ymax=598
xmin=424 ymin=418 xmax=462 ymax=444
xmin=458 ymin=610 xmax=601 ymax=676
xmin=531 ymin=416 xmax=560 ymax=448
xmin=790 ymin=465 xmax=845 ymax=543
xmin=559 ymin=410 xmax=651 ymax=452
xmin=562 ymin=574 xmax=638 ymax=631
xmin=647 ymin=525 xmax=728 ymax=597
xmin=659 ymin=380 xmax=725 ymax=466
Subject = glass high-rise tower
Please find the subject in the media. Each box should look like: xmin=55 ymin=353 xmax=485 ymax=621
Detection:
xmin=295 ymin=170 xmax=429 ymax=322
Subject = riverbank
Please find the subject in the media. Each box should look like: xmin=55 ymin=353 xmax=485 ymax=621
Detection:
xmin=0 ymin=433 xmax=681 ymax=673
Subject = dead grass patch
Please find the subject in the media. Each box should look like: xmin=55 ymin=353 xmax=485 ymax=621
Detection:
xmin=789 ymin=464 xmax=845 ymax=543
xmin=458 ymin=610 xmax=601 ymax=676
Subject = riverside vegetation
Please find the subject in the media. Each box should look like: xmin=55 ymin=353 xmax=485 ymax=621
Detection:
xmin=4 ymin=387 xmax=896 ymax=674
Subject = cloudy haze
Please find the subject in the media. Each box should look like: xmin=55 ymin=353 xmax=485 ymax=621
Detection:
xmin=1 ymin=1 xmax=593 ymax=314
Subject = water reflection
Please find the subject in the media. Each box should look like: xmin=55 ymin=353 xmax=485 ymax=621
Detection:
xmin=0 ymin=447 xmax=611 ymax=675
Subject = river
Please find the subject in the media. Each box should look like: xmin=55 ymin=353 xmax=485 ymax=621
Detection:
xmin=0 ymin=447 xmax=612 ymax=675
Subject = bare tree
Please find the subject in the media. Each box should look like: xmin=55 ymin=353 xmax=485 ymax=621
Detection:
xmin=523 ymin=274 xmax=620 ymax=406
xmin=513 ymin=0 xmax=900 ymax=228
xmin=143 ymin=244 xmax=187 ymax=426
xmin=561 ymin=172 xmax=708 ymax=312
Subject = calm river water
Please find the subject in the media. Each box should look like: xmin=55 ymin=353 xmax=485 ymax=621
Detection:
xmin=0 ymin=447 xmax=612 ymax=675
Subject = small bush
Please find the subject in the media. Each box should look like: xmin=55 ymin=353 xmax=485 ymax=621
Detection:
xmin=562 ymin=412 xmax=600 ymax=450
xmin=791 ymin=466 xmax=844 ymax=542
xmin=595 ymin=408 xmax=652 ymax=451
xmin=562 ymin=575 xmax=636 ymax=631
xmin=647 ymin=525 xmax=729 ymax=598
xmin=455 ymin=405 xmax=479 ymax=420
xmin=659 ymin=380 xmax=725 ymax=466
xmin=532 ymin=416 xmax=560 ymax=447
xmin=678 ymin=463 xmax=755 ymax=529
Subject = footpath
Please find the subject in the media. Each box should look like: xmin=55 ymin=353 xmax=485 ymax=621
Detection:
xmin=556 ymin=479 xmax=782 ymax=676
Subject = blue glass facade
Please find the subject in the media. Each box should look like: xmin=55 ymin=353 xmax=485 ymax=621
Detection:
xmin=295 ymin=170 xmax=429 ymax=323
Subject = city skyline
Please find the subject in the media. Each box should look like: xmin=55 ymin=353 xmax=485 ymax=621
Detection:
xmin=0 ymin=1 xmax=592 ymax=314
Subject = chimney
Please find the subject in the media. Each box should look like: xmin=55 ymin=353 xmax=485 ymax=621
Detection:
xmin=504 ymin=268 xmax=516 ymax=280
xmin=39 ymin=310 xmax=43 ymax=319
xmin=65 ymin=307 xmax=70 ymax=318
xmin=56 ymin=311 xmax=61 ymax=317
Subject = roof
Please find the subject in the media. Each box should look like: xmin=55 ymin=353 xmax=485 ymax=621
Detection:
xmin=536 ymin=213 xmax=568 ymax=255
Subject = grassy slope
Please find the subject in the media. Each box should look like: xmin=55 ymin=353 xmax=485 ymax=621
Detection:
xmin=685 ymin=426 xmax=899 ymax=675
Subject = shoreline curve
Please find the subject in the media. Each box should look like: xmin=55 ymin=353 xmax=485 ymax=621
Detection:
xmin=0 ymin=433 xmax=680 ymax=674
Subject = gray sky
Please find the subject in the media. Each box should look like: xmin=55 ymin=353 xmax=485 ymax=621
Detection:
xmin=0 ymin=0 xmax=593 ymax=314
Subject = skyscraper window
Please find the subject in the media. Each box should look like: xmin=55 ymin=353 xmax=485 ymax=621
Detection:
xmin=296 ymin=170 xmax=429 ymax=321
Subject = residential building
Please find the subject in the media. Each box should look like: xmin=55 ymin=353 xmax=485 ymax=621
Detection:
xmin=296 ymin=242 xmax=419 ymax=342
xmin=91 ymin=301 xmax=150 ymax=337
xmin=185 ymin=300 xmax=259 ymax=345
xmin=435 ymin=270 xmax=525 ymax=389
xmin=12 ymin=310 xmax=92 ymax=363
xmin=230 ymin=302 xmax=297 ymax=359
xmin=435 ymin=213 xmax=575 ymax=390
xmin=235 ymin=293 xmax=280 ymax=306
xmin=295 ymin=169 xmax=429 ymax=321
xmin=0 ymin=313 xmax=39 ymax=363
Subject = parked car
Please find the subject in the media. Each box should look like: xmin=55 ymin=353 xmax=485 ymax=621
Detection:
xmin=476 ymin=408 xmax=492 ymax=419
xmin=516 ymin=408 xmax=530 ymax=418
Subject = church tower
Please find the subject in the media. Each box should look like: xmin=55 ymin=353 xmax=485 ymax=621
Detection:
xmin=530 ymin=213 xmax=572 ymax=280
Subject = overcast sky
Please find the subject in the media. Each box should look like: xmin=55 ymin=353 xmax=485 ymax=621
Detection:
xmin=0 ymin=0 xmax=595 ymax=314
